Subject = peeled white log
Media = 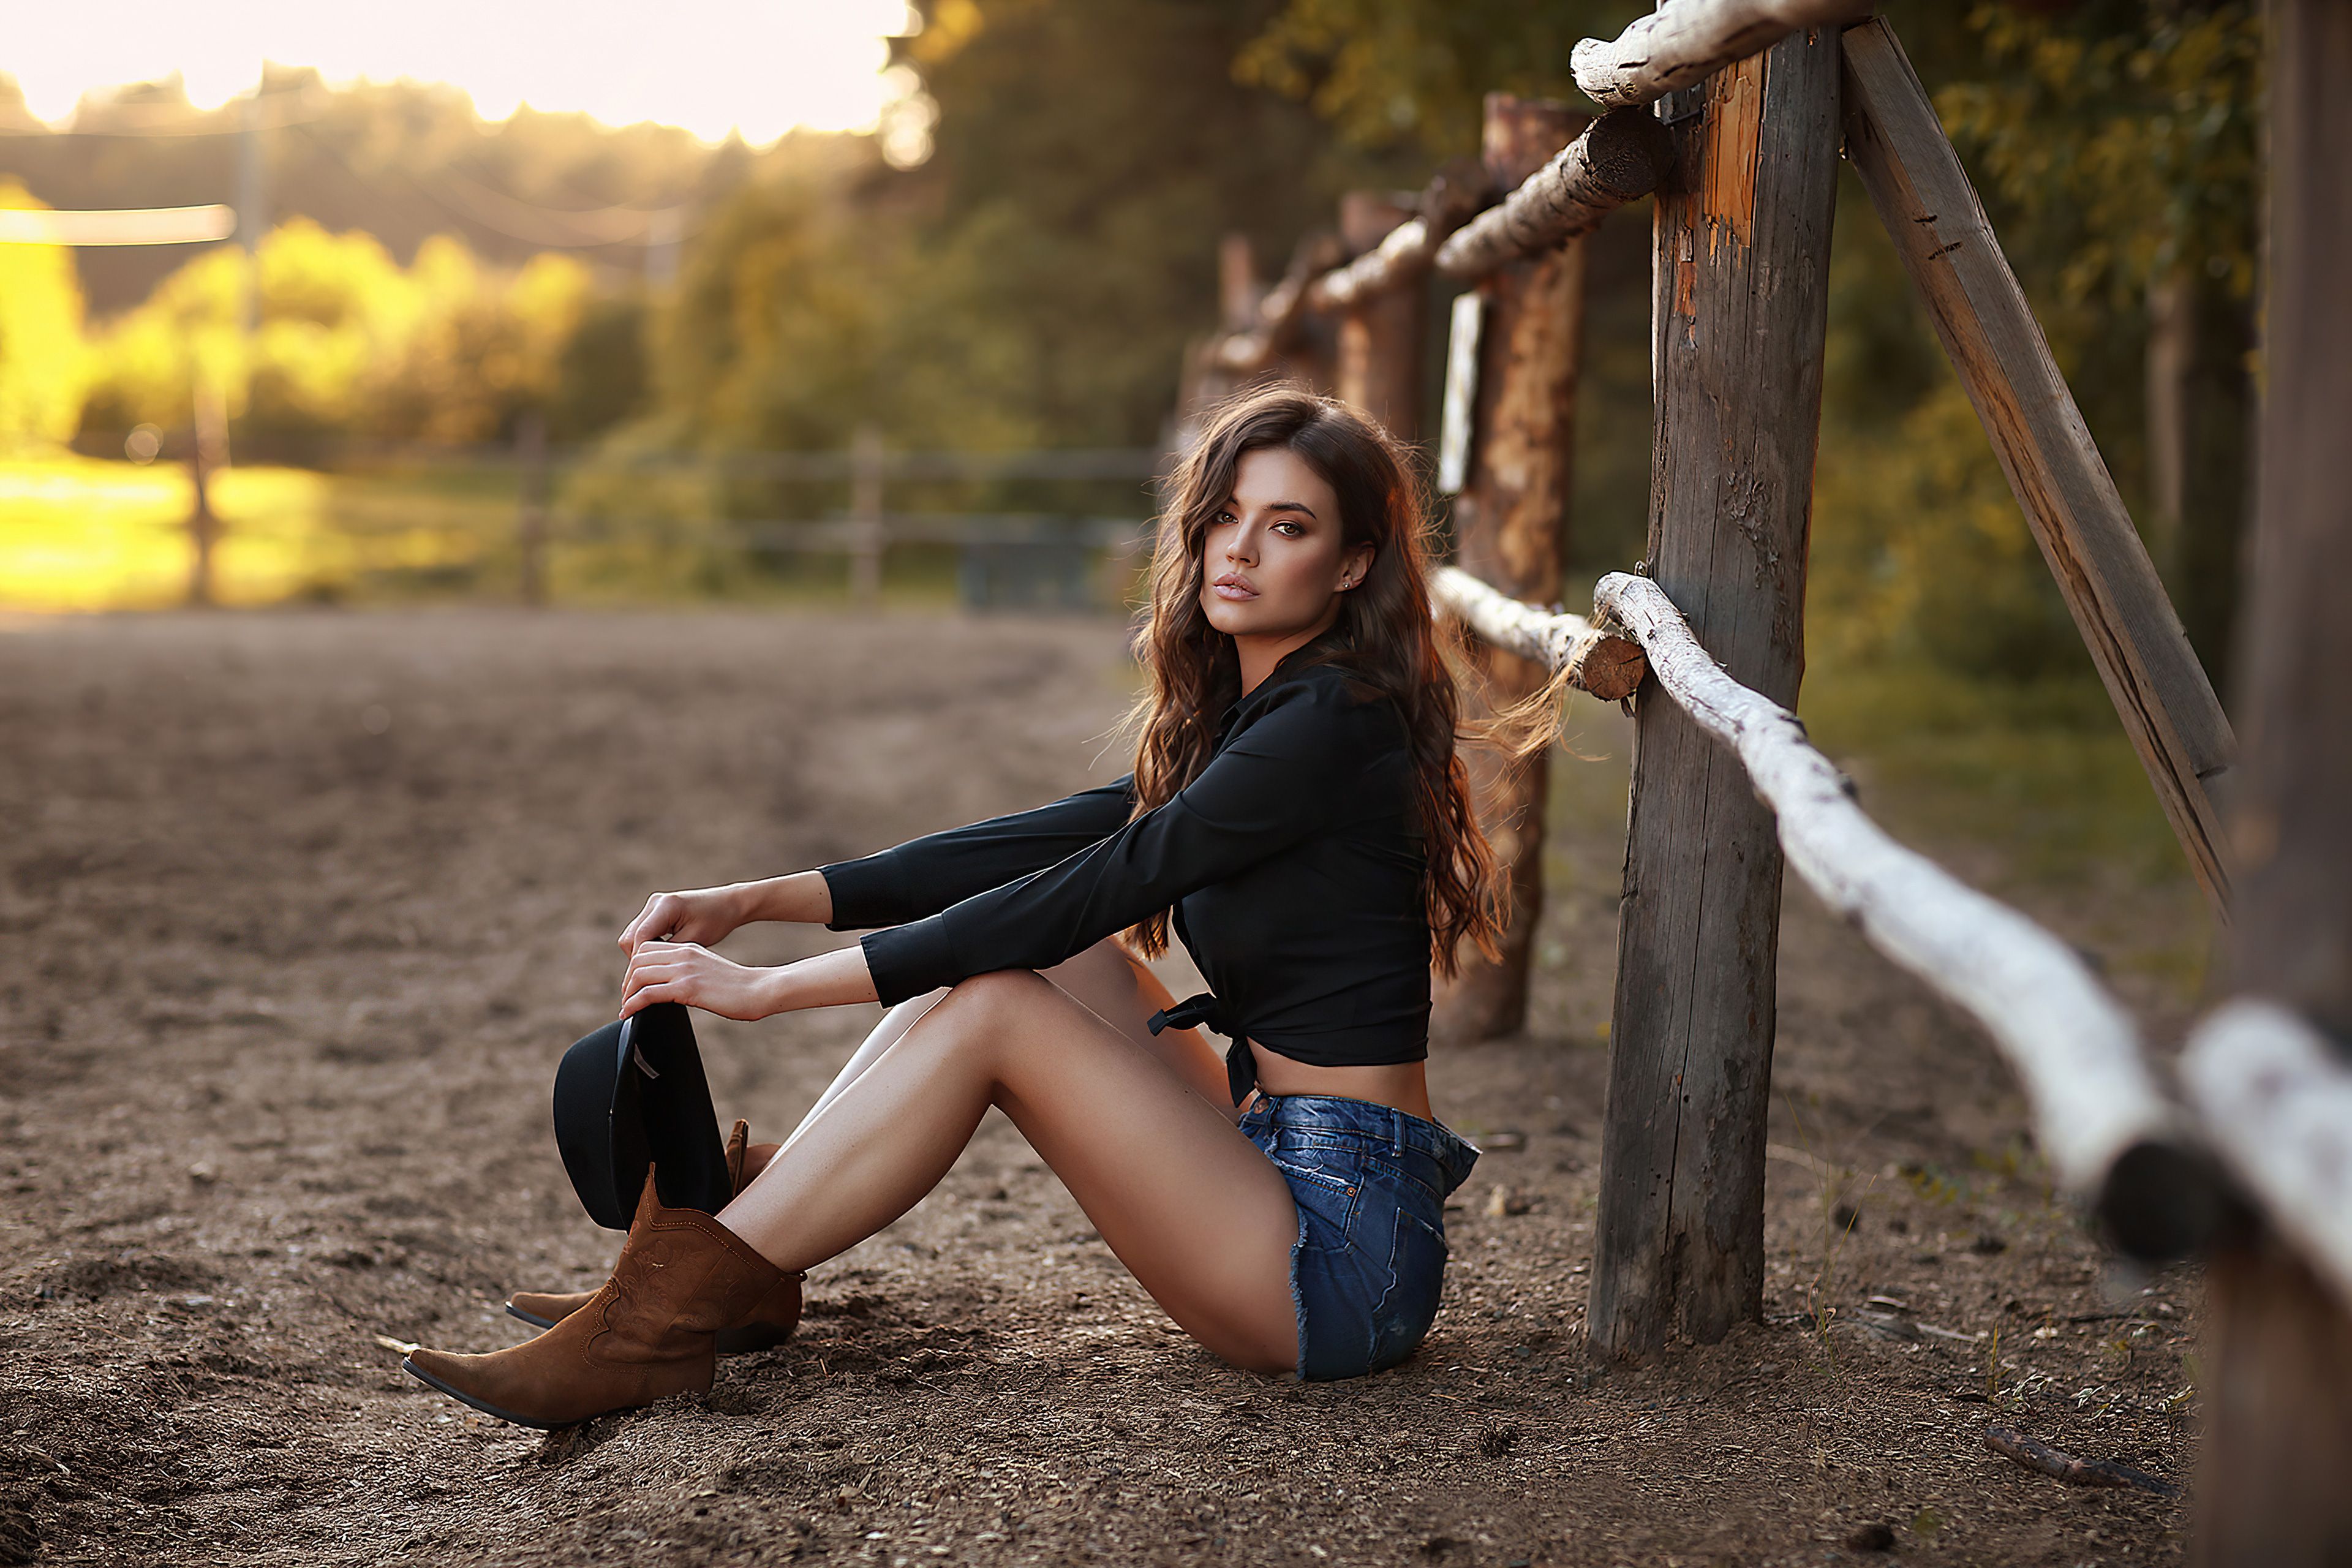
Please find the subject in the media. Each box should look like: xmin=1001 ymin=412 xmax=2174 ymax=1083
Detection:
xmin=1431 ymin=566 xmax=1646 ymax=701
xmin=2180 ymin=1000 xmax=2352 ymax=1309
xmin=1309 ymin=218 xmax=1435 ymax=312
xmin=1589 ymin=570 xmax=2181 ymax=1211
xmin=1572 ymin=0 xmax=1877 ymax=111
xmin=1433 ymin=110 xmax=1675 ymax=280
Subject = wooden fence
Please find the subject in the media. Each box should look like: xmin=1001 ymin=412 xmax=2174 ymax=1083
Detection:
xmin=1194 ymin=0 xmax=2352 ymax=1553
xmin=137 ymin=424 xmax=1161 ymax=612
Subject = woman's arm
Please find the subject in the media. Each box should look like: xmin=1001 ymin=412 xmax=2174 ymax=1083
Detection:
xmin=617 ymin=870 xmax=834 ymax=957
xmin=617 ymin=937 xmax=878 ymax=1020
xmin=619 ymin=778 xmax=1139 ymax=957
xmin=816 ymin=775 xmax=1138 ymax=930
xmin=858 ymin=679 xmax=1388 ymax=1008
xmin=612 ymin=683 xmax=1381 ymax=1024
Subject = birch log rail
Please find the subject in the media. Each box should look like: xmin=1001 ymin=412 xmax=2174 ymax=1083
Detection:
xmin=1588 ymin=570 xmax=2212 ymax=1254
xmin=1431 ymin=110 xmax=1675 ymax=281
xmin=1430 ymin=565 xmax=1646 ymax=702
xmin=1210 ymin=233 xmax=1346 ymax=376
xmin=1570 ymin=0 xmax=1877 ymax=110
xmin=2180 ymin=1000 xmax=2352 ymax=1310
xmin=1307 ymin=160 xmax=1492 ymax=312
xmin=1216 ymin=116 xmax=1670 ymax=372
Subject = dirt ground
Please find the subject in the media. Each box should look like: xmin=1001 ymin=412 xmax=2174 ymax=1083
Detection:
xmin=0 ymin=608 xmax=2207 ymax=1567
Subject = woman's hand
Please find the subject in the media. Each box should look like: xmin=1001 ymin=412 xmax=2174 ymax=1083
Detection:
xmin=619 ymin=940 xmax=783 ymax=1022
xmin=619 ymin=886 xmax=749 ymax=957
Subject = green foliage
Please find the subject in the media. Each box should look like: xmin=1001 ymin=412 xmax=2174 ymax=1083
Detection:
xmin=1235 ymin=0 xmax=1642 ymax=152
xmin=898 ymin=0 xmax=1408 ymax=445
xmin=1939 ymin=2 xmax=2261 ymax=310
xmin=0 ymin=182 xmax=89 ymax=449
xmin=79 ymin=221 xmax=593 ymax=446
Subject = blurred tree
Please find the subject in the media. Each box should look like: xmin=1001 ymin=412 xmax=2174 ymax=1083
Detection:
xmin=891 ymin=0 xmax=1413 ymax=445
xmin=1235 ymin=0 xmax=1642 ymax=152
xmin=0 ymin=181 xmax=88 ymax=448
xmin=1936 ymin=0 xmax=2261 ymax=689
xmin=549 ymin=291 xmax=652 ymax=442
xmin=79 ymin=219 xmax=592 ymax=447
xmin=0 ymin=70 xmax=805 ymax=312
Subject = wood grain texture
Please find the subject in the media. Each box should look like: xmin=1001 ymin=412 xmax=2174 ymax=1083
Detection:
xmin=1572 ymin=0 xmax=1874 ymax=110
xmin=1839 ymin=18 xmax=2233 ymax=916
xmin=1590 ymin=29 xmax=1839 ymax=1362
xmin=1599 ymin=571 xmax=2192 ymax=1238
xmin=1431 ymin=566 xmax=1646 ymax=702
xmin=1433 ymin=95 xmax=1588 ymax=1044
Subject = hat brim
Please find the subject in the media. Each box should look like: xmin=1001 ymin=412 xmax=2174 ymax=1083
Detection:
xmin=552 ymin=1001 xmax=732 ymax=1229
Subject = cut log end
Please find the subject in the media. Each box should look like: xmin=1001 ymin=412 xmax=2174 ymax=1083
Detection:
xmin=1583 ymin=108 xmax=1678 ymax=199
xmin=2096 ymin=1136 xmax=2236 ymax=1263
xmin=1574 ymin=635 xmax=1649 ymax=701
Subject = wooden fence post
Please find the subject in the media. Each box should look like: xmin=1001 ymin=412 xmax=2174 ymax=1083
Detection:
xmin=850 ymin=423 xmax=885 ymax=610
xmin=515 ymin=410 xmax=549 ymax=608
xmin=1334 ymin=191 xmax=1425 ymax=441
xmin=186 ymin=380 xmax=228 ymax=608
xmin=1589 ymin=28 xmax=1841 ymax=1360
xmin=2194 ymin=1 xmax=2352 ymax=1556
xmin=1431 ymin=94 xmax=1588 ymax=1044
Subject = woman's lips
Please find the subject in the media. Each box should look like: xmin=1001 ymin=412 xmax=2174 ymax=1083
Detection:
xmin=1212 ymin=573 xmax=1257 ymax=600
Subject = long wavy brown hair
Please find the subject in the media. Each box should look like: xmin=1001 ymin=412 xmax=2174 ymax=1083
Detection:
xmin=1117 ymin=385 xmax=1505 ymax=978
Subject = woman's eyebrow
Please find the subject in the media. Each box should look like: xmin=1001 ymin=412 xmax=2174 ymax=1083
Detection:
xmin=1259 ymin=500 xmax=1319 ymax=519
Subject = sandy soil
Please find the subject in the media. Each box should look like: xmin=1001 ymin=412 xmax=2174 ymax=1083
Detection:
xmin=0 ymin=608 xmax=2203 ymax=1567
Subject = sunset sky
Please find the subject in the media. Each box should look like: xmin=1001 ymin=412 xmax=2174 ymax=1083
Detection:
xmin=3 ymin=0 xmax=921 ymax=145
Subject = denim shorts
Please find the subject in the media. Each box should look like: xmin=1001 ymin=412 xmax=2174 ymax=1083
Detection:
xmin=1237 ymin=1093 xmax=1482 ymax=1382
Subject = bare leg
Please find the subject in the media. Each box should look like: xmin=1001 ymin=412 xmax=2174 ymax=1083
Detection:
xmin=720 ymin=968 xmax=1297 ymax=1373
xmin=777 ymin=938 xmax=1226 ymax=1151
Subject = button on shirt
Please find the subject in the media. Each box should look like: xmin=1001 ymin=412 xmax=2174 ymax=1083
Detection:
xmin=818 ymin=652 xmax=1433 ymax=1097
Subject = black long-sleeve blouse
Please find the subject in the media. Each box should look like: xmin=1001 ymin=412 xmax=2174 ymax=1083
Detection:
xmin=817 ymin=649 xmax=1433 ymax=1101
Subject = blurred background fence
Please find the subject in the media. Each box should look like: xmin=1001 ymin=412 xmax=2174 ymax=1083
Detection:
xmin=23 ymin=425 xmax=1163 ymax=612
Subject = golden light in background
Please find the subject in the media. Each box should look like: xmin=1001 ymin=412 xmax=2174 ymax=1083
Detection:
xmin=3 ymin=0 xmax=922 ymax=147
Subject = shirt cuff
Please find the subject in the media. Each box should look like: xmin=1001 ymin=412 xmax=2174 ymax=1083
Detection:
xmin=817 ymin=853 xmax=911 ymax=931
xmin=858 ymin=923 xmax=948 ymax=1009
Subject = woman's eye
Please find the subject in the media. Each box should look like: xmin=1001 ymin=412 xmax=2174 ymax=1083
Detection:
xmin=1275 ymin=521 xmax=1303 ymax=537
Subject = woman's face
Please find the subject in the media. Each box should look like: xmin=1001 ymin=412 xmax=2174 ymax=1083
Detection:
xmin=1198 ymin=445 xmax=1373 ymax=642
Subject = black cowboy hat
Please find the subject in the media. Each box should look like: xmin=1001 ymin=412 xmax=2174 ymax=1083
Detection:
xmin=552 ymin=1001 xmax=734 ymax=1228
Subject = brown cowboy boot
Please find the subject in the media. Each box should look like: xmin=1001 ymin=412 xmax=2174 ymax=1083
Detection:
xmin=405 ymin=1167 xmax=786 ymax=1428
xmin=507 ymin=1120 xmax=804 ymax=1352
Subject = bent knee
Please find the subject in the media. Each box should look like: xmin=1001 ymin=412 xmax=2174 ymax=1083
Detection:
xmin=933 ymin=968 xmax=1055 ymax=1028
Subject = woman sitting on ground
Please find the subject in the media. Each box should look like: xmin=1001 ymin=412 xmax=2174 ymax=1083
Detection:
xmin=403 ymin=385 xmax=1508 ymax=1427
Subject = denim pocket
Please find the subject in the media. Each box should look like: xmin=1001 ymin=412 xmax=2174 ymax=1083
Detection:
xmin=1273 ymin=1158 xmax=1362 ymax=1253
xmin=1368 ymin=1208 xmax=1448 ymax=1370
